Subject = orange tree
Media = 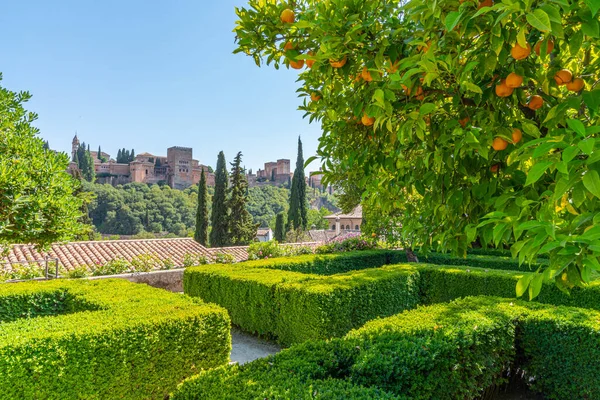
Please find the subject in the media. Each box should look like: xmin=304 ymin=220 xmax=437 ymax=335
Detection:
xmin=234 ymin=0 xmax=600 ymax=297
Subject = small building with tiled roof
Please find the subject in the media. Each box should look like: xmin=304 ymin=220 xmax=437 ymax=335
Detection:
xmin=324 ymin=206 xmax=363 ymax=234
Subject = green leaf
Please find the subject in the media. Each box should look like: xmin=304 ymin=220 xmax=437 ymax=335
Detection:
xmin=582 ymin=19 xmax=600 ymax=38
xmin=529 ymin=273 xmax=544 ymax=300
xmin=463 ymin=82 xmax=483 ymax=94
xmin=373 ymin=89 xmax=385 ymax=105
xmin=445 ymin=11 xmax=463 ymax=31
xmin=516 ymin=274 xmax=533 ymax=297
xmin=583 ymin=90 xmax=600 ymax=113
xmin=585 ymin=0 xmax=600 ymax=16
xmin=304 ymin=156 xmax=318 ymax=168
xmin=419 ymin=103 xmax=436 ymax=115
xmin=525 ymin=162 xmax=553 ymax=186
xmin=526 ymin=9 xmax=551 ymax=32
xmin=583 ymin=170 xmax=600 ymax=198
xmin=562 ymin=146 xmax=580 ymax=163
xmin=567 ymin=119 xmax=586 ymax=136
xmin=578 ymin=138 xmax=595 ymax=155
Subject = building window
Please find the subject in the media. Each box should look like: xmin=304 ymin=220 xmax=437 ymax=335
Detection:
xmin=145 ymin=169 xmax=148 ymax=175
xmin=346 ymin=225 xmax=350 ymax=230
xmin=355 ymin=225 xmax=359 ymax=230
xmin=331 ymin=225 xmax=335 ymax=230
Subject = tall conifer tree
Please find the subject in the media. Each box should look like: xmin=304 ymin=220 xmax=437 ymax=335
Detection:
xmin=274 ymin=212 xmax=285 ymax=242
xmin=288 ymin=136 xmax=308 ymax=231
xmin=210 ymin=151 xmax=230 ymax=247
xmin=228 ymin=152 xmax=257 ymax=245
xmin=194 ymin=168 xmax=209 ymax=246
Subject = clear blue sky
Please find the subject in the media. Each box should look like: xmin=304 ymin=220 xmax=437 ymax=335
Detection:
xmin=1 ymin=0 xmax=321 ymax=172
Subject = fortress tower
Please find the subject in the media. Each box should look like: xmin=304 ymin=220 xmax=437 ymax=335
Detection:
xmin=71 ymin=133 xmax=80 ymax=161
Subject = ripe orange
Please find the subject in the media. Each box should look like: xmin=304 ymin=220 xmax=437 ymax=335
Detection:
xmin=280 ymin=9 xmax=295 ymax=24
xmin=512 ymin=128 xmax=522 ymax=144
xmin=505 ymin=72 xmax=523 ymax=88
xmin=511 ymin=43 xmax=531 ymax=60
xmin=554 ymin=69 xmax=573 ymax=85
xmin=284 ymin=41 xmax=294 ymax=51
xmin=492 ymin=137 xmax=508 ymax=151
xmin=306 ymin=51 xmax=315 ymax=68
xmin=490 ymin=164 xmax=500 ymax=173
xmin=478 ymin=0 xmax=493 ymax=9
xmin=310 ymin=93 xmax=321 ymax=102
xmin=528 ymin=95 xmax=544 ymax=110
xmin=289 ymin=59 xmax=305 ymax=69
xmin=362 ymin=114 xmax=375 ymax=126
xmin=459 ymin=117 xmax=470 ymax=128
xmin=495 ymin=80 xmax=514 ymax=97
xmin=329 ymin=56 xmax=347 ymax=68
xmin=361 ymin=67 xmax=373 ymax=82
xmin=534 ymin=40 xmax=554 ymax=56
xmin=566 ymin=78 xmax=584 ymax=92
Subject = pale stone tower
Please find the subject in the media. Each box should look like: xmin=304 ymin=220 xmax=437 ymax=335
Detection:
xmin=71 ymin=133 xmax=80 ymax=161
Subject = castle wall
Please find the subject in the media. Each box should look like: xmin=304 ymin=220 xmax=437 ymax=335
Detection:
xmin=167 ymin=147 xmax=194 ymax=190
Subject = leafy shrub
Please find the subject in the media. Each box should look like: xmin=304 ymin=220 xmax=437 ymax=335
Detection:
xmin=0 ymin=279 xmax=231 ymax=399
xmin=185 ymin=260 xmax=420 ymax=346
xmin=172 ymin=296 xmax=600 ymax=400
xmin=283 ymin=245 xmax=314 ymax=256
xmin=214 ymin=253 xmax=235 ymax=264
xmin=2 ymin=263 xmax=45 ymax=281
xmin=248 ymin=241 xmax=283 ymax=260
xmin=161 ymin=257 xmax=175 ymax=270
xmin=315 ymin=234 xmax=376 ymax=254
xmin=61 ymin=265 xmax=90 ymax=279
xmin=130 ymin=254 xmax=161 ymax=272
xmin=183 ymin=253 xmax=210 ymax=267
xmin=92 ymin=258 xmax=130 ymax=276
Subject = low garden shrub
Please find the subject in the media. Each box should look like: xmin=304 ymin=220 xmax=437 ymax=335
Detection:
xmin=315 ymin=233 xmax=376 ymax=254
xmin=185 ymin=263 xmax=420 ymax=346
xmin=185 ymin=252 xmax=600 ymax=346
xmin=92 ymin=257 xmax=130 ymax=276
xmin=247 ymin=240 xmax=284 ymax=260
xmin=214 ymin=252 xmax=236 ymax=264
xmin=0 ymin=279 xmax=231 ymax=399
xmin=174 ymin=296 xmax=600 ymax=399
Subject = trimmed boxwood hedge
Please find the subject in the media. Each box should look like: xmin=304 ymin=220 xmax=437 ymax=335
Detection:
xmin=234 ymin=250 xmax=402 ymax=275
xmin=185 ymin=252 xmax=600 ymax=345
xmin=0 ymin=279 xmax=231 ymax=399
xmin=417 ymin=264 xmax=600 ymax=311
xmin=173 ymin=296 xmax=600 ymax=399
xmin=184 ymin=264 xmax=420 ymax=346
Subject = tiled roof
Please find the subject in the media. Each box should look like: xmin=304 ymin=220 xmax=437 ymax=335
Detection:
xmin=1 ymin=239 xmax=325 ymax=271
xmin=2 ymin=238 xmax=213 ymax=272
xmin=324 ymin=205 xmax=363 ymax=219
xmin=307 ymin=230 xmax=338 ymax=242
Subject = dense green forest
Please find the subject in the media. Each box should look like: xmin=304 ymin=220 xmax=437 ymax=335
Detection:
xmin=84 ymin=182 xmax=338 ymax=236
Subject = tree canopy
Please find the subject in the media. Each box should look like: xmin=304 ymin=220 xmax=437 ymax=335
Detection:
xmin=0 ymin=76 xmax=86 ymax=250
xmin=234 ymin=0 xmax=600 ymax=296
xmin=194 ymin=168 xmax=209 ymax=245
xmin=210 ymin=151 xmax=231 ymax=247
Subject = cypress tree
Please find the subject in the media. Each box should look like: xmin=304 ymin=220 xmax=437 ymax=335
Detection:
xmin=210 ymin=151 xmax=230 ymax=247
xmin=228 ymin=152 xmax=257 ymax=245
xmin=194 ymin=168 xmax=209 ymax=246
xmin=117 ymin=149 xmax=122 ymax=163
xmin=288 ymin=136 xmax=308 ymax=231
xmin=83 ymin=146 xmax=95 ymax=182
xmin=274 ymin=212 xmax=285 ymax=242
xmin=130 ymin=149 xmax=135 ymax=162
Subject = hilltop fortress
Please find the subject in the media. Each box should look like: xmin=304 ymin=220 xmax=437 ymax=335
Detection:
xmin=68 ymin=135 xmax=306 ymax=190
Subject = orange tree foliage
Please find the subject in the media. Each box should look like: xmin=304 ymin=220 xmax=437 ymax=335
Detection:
xmin=234 ymin=0 xmax=600 ymax=297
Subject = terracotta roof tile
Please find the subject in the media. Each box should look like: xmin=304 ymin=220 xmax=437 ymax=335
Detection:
xmin=2 ymin=239 xmax=324 ymax=273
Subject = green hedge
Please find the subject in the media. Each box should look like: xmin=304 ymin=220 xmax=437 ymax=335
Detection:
xmin=184 ymin=264 xmax=420 ymax=346
xmin=237 ymin=250 xmax=402 ymax=275
xmin=417 ymin=264 xmax=600 ymax=311
xmin=0 ymin=279 xmax=231 ymax=399
xmin=172 ymin=297 xmax=600 ymax=400
xmin=414 ymin=252 xmax=546 ymax=272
